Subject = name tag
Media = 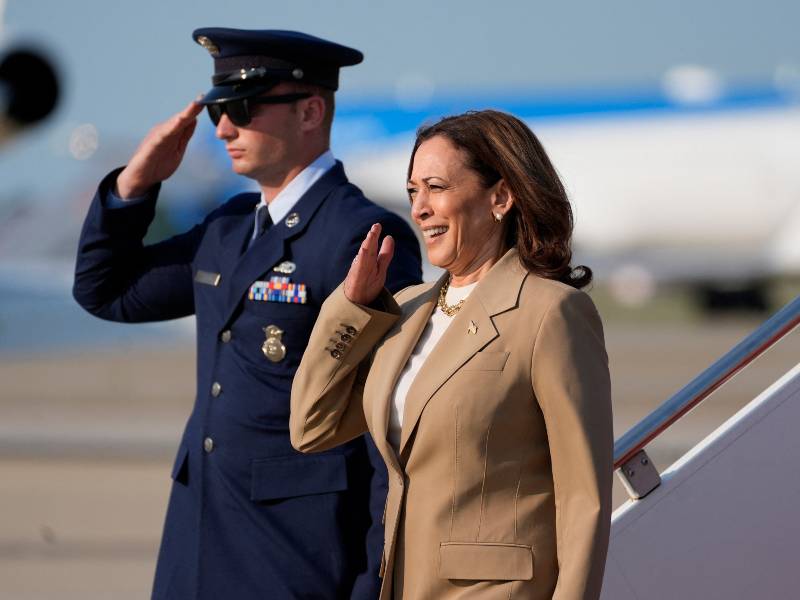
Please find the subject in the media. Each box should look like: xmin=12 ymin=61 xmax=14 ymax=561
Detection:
xmin=194 ymin=270 xmax=221 ymax=286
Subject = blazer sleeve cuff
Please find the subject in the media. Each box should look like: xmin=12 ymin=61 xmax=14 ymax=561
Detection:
xmin=94 ymin=168 xmax=161 ymax=235
xmin=318 ymin=284 xmax=400 ymax=367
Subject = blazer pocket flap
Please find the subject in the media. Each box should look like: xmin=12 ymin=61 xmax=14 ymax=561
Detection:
xmin=251 ymin=453 xmax=348 ymax=501
xmin=461 ymin=351 xmax=510 ymax=371
xmin=438 ymin=542 xmax=533 ymax=581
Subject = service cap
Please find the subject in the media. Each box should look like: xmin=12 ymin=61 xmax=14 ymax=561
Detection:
xmin=192 ymin=28 xmax=363 ymax=104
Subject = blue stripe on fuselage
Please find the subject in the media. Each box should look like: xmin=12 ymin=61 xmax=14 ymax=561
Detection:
xmin=332 ymin=85 xmax=796 ymax=147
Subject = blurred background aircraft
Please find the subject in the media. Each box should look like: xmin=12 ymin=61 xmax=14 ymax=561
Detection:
xmin=1 ymin=1 xmax=799 ymax=598
xmin=2 ymin=1 xmax=800 ymax=321
xmin=339 ymin=80 xmax=800 ymax=311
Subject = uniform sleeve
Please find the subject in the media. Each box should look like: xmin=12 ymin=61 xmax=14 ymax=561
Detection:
xmin=73 ymin=168 xmax=202 ymax=323
xmin=290 ymin=283 xmax=400 ymax=453
xmin=530 ymin=290 xmax=613 ymax=600
xmin=105 ymin=185 xmax=149 ymax=208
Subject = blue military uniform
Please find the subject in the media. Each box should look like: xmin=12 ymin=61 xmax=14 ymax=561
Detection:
xmin=73 ymin=29 xmax=422 ymax=600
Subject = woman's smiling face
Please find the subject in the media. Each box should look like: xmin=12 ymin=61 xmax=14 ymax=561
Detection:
xmin=407 ymin=135 xmax=509 ymax=279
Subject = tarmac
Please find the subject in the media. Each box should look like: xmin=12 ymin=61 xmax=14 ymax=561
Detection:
xmin=2 ymin=317 xmax=799 ymax=599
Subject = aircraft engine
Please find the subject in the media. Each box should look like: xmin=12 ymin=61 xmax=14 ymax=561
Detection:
xmin=0 ymin=45 xmax=59 ymax=146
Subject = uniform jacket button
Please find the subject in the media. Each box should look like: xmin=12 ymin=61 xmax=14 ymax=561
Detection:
xmin=340 ymin=333 xmax=352 ymax=343
xmin=345 ymin=325 xmax=357 ymax=335
xmin=204 ymin=437 xmax=214 ymax=453
xmin=330 ymin=349 xmax=343 ymax=360
xmin=220 ymin=330 xmax=232 ymax=343
xmin=211 ymin=382 xmax=222 ymax=397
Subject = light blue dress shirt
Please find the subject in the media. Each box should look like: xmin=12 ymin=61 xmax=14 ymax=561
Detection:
xmin=107 ymin=150 xmax=337 ymax=243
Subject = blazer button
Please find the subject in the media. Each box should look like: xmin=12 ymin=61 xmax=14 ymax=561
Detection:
xmin=220 ymin=330 xmax=232 ymax=343
xmin=344 ymin=325 xmax=357 ymax=335
xmin=340 ymin=333 xmax=352 ymax=343
xmin=330 ymin=349 xmax=343 ymax=360
xmin=203 ymin=437 xmax=214 ymax=453
xmin=211 ymin=382 xmax=222 ymax=397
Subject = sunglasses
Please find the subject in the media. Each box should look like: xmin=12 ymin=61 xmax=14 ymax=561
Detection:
xmin=206 ymin=93 xmax=312 ymax=127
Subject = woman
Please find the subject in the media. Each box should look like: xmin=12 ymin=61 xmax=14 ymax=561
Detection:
xmin=290 ymin=110 xmax=612 ymax=599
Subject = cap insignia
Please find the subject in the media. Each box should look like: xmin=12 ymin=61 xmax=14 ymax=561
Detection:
xmin=196 ymin=36 xmax=220 ymax=57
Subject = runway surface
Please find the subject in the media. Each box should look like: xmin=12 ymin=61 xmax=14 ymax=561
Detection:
xmin=2 ymin=315 xmax=799 ymax=598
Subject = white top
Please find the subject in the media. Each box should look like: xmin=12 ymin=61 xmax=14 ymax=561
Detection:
xmin=387 ymin=280 xmax=478 ymax=452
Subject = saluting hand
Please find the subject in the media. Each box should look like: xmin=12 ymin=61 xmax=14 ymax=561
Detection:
xmin=344 ymin=224 xmax=395 ymax=306
xmin=116 ymin=99 xmax=204 ymax=198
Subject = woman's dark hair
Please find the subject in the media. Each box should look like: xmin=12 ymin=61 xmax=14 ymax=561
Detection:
xmin=408 ymin=110 xmax=592 ymax=289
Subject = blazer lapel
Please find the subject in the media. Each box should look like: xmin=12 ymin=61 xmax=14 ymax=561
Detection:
xmin=368 ymin=278 xmax=441 ymax=473
xmin=398 ymin=249 xmax=528 ymax=456
xmin=221 ymin=162 xmax=348 ymax=326
xmin=222 ymin=225 xmax=287 ymax=325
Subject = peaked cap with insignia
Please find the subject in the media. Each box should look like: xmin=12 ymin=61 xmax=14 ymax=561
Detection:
xmin=192 ymin=28 xmax=363 ymax=104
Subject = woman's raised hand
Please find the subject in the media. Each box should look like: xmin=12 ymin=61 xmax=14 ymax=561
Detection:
xmin=344 ymin=223 xmax=395 ymax=305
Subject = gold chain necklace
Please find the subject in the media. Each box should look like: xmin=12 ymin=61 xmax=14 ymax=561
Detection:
xmin=437 ymin=276 xmax=465 ymax=317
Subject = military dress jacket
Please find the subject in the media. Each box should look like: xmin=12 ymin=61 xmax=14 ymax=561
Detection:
xmin=73 ymin=162 xmax=422 ymax=600
xmin=291 ymin=249 xmax=613 ymax=600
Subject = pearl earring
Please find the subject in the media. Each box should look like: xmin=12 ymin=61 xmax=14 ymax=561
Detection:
xmin=493 ymin=212 xmax=503 ymax=222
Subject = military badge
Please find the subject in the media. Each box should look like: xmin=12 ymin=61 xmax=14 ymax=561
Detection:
xmin=262 ymin=325 xmax=286 ymax=362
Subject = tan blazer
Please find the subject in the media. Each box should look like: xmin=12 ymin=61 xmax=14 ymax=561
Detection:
xmin=290 ymin=249 xmax=613 ymax=600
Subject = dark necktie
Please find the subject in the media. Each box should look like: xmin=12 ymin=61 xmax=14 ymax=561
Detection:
xmin=248 ymin=204 xmax=272 ymax=249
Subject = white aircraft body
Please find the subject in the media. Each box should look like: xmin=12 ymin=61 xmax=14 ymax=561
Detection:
xmin=3 ymin=69 xmax=799 ymax=310
xmin=334 ymin=79 xmax=800 ymax=306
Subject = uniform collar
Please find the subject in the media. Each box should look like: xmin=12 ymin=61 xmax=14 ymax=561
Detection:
xmin=259 ymin=149 xmax=336 ymax=224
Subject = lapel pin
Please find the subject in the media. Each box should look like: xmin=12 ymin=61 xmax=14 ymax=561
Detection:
xmin=285 ymin=212 xmax=301 ymax=228
xmin=468 ymin=320 xmax=478 ymax=335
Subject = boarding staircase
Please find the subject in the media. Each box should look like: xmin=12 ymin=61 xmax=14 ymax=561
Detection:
xmin=601 ymin=296 xmax=800 ymax=599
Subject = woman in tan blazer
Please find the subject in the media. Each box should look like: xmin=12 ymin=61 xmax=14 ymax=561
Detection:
xmin=290 ymin=110 xmax=612 ymax=599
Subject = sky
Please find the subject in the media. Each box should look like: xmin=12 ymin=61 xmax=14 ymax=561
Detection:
xmin=1 ymin=0 xmax=799 ymax=203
